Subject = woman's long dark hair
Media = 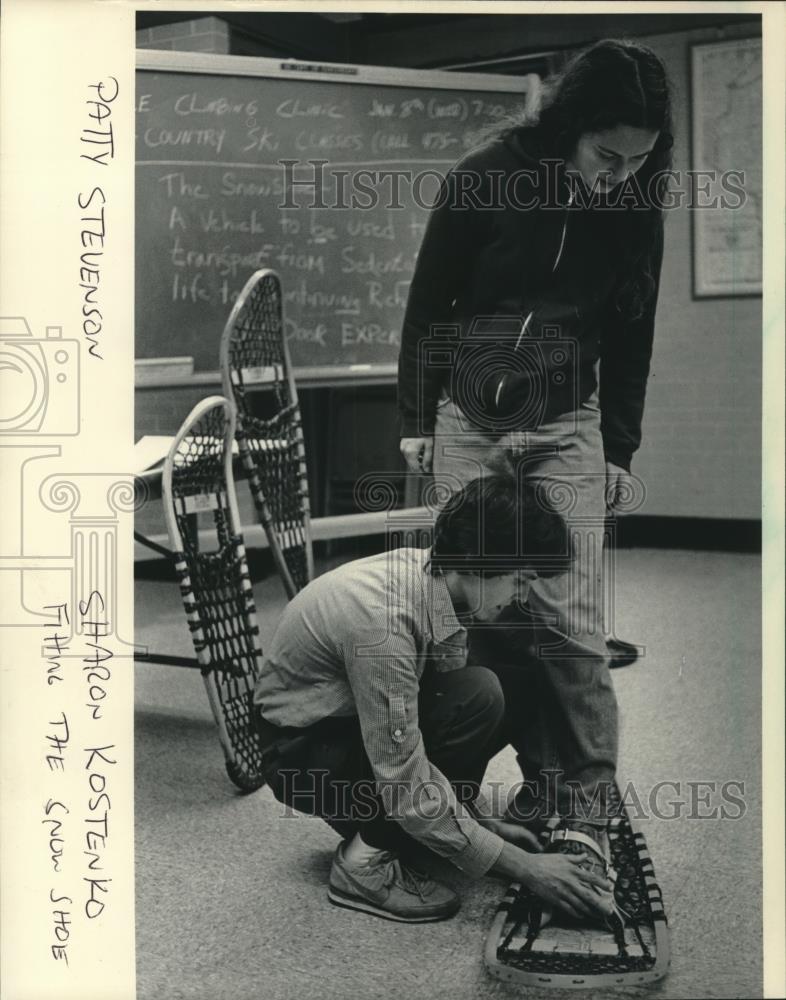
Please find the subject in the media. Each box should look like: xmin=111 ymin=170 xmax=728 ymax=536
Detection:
xmin=504 ymin=39 xmax=674 ymax=319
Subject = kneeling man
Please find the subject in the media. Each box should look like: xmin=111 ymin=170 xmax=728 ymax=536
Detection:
xmin=254 ymin=476 xmax=611 ymax=923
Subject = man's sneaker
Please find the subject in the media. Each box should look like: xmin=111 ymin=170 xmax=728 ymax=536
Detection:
xmin=327 ymin=841 xmax=460 ymax=923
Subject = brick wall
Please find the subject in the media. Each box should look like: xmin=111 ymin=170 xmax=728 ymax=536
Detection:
xmin=136 ymin=16 xmax=230 ymax=54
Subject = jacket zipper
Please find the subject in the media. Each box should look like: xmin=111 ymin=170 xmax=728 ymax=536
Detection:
xmin=514 ymin=186 xmax=573 ymax=352
xmin=551 ymin=185 xmax=574 ymax=273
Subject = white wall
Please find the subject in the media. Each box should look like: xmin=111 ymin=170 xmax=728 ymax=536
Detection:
xmin=634 ymin=22 xmax=761 ymax=519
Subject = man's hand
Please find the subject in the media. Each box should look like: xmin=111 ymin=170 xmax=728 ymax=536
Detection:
xmin=520 ymin=852 xmax=613 ymax=921
xmin=400 ymin=436 xmax=434 ymax=474
xmin=491 ymin=843 xmax=613 ymax=921
xmin=605 ymin=460 xmax=631 ymax=512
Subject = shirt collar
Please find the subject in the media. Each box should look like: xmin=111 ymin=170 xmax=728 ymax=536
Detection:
xmin=420 ymin=548 xmax=464 ymax=643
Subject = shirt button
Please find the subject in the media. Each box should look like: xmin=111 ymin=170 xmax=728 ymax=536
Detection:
xmin=394 ymin=728 xmax=403 ymax=737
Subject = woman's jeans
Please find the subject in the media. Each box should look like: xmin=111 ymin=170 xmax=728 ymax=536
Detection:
xmin=431 ymin=392 xmax=618 ymax=825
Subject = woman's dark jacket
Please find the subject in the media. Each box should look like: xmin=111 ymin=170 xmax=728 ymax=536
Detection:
xmin=397 ymin=127 xmax=664 ymax=472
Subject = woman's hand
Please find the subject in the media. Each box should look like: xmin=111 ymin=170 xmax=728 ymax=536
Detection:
xmin=605 ymin=460 xmax=631 ymax=512
xmin=400 ymin=437 xmax=434 ymax=474
xmin=520 ymin=852 xmax=613 ymax=921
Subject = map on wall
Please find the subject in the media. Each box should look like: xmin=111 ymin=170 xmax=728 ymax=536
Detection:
xmin=691 ymin=36 xmax=762 ymax=297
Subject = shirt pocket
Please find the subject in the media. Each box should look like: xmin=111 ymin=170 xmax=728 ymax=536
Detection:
xmin=387 ymin=692 xmax=408 ymax=746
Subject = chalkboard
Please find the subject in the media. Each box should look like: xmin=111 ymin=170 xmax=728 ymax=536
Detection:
xmin=136 ymin=50 xmax=536 ymax=378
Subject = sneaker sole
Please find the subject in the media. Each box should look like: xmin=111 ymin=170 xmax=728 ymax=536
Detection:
xmin=327 ymin=886 xmax=459 ymax=923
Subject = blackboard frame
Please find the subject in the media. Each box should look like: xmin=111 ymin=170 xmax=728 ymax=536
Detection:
xmin=135 ymin=49 xmax=539 ymax=387
xmin=136 ymin=49 xmax=539 ymax=95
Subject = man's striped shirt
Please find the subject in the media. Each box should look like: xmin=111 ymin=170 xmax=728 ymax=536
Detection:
xmin=254 ymin=546 xmax=504 ymax=879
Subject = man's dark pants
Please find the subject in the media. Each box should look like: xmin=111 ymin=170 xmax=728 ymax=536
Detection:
xmin=256 ymin=664 xmax=508 ymax=854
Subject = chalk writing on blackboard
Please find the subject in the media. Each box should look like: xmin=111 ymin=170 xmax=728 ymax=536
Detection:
xmin=136 ymin=59 xmax=532 ymax=374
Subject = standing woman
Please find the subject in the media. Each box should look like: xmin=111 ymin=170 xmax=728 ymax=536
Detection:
xmin=397 ymin=40 xmax=673 ymax=863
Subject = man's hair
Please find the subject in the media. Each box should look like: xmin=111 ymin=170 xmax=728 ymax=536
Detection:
xmin=429 ymin=475 xmax=571 ymax=577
